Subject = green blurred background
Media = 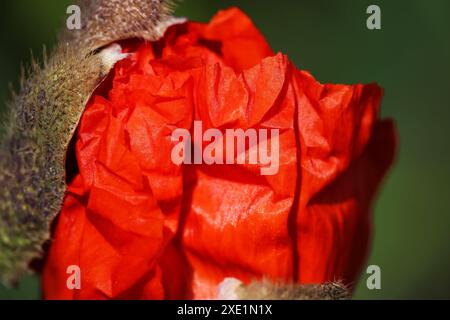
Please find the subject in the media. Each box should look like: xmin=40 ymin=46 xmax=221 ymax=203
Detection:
xmin=0 ymin=0 xmax=449 ymax=299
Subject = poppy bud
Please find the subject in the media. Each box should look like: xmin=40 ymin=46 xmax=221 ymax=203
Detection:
xmin=0 ymin=1 xmax=397 ymax=300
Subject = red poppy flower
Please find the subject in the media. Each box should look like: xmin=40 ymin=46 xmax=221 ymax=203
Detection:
xmin=42 ymin=7 xmax=396 ymax=300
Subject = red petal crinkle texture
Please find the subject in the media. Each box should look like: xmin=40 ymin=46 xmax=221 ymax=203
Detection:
xmin=292 ymin=71 xmax=396 ymax=285
xmin=43 ymin=7 xmax=397 ymax=300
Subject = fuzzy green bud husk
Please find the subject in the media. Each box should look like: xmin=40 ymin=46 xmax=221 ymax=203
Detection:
xmin=0 ymin=0 xmax=175 ymax=284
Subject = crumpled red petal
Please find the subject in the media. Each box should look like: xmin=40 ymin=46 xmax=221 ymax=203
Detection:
xmin=292 ymin=70 xmax=397 ymax=285
xmin=43 ymin=7 xmax=397 ymax=300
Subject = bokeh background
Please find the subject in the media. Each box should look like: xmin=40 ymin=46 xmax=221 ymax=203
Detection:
xmin=1 ymin=0 xmax=449 ymax=299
